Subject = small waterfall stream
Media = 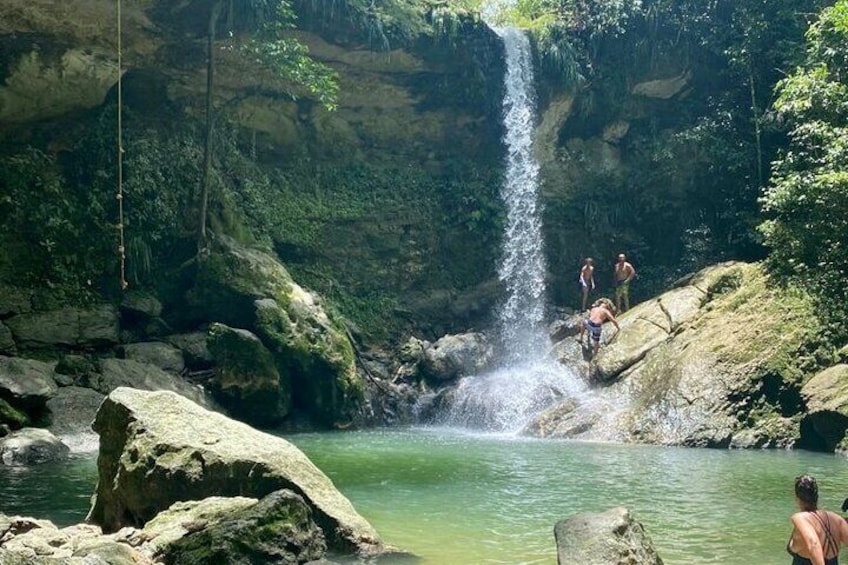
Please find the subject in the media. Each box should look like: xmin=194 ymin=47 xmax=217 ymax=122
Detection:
xmin=431 ymin=24 xmax=585 ymax=433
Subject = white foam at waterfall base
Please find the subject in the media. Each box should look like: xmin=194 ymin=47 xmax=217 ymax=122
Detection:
xmin=59 ymin=432 xmax=100 ymax=454
xmin=439 ymin=359 xmax=585 ymax=433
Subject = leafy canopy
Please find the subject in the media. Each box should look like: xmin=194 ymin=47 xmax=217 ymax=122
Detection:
xmin=760 ymin=0 xmax=848 ymax=310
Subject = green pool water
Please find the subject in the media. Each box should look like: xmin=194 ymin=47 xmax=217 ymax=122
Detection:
xmin=285 ymin=428 xmax=848 ymax=565
xmin=2 ymin=427 xmax=848 ymax=564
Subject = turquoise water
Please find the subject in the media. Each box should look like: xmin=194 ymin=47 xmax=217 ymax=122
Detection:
xmin=285 ymin=428 xmax=848 ymax=565
xmin=3 ymin=428 xmax=848 ymax=564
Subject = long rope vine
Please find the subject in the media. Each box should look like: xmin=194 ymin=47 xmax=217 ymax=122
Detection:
xmin=116 ymin=0 xmax=128 ymax=290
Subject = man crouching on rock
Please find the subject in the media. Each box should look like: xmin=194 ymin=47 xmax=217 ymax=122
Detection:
xmin=578 ymin=298 xmax=620 ymax=359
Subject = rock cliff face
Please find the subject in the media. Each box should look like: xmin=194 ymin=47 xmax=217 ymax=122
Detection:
xmin=0 ymin=0 xmax=506 ymax=340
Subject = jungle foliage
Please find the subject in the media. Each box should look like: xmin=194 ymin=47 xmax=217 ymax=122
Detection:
xmin=760 ymin=0 xmax=848 ymax=327
xmin=519 ymin=0 xmax=831 ymax=306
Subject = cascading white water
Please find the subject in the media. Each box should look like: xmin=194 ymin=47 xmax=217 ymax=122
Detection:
xmin=494 ymin=27 xmax=548 ymax=363
xmin=430 ymin=24 xmax=585 ymax=433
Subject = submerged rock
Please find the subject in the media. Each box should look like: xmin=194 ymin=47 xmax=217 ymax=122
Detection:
xmin=0 ymin=427 xmax=69 ymax=466
xmin=87 ymin=387 xmax=384 ymax=556
xmin=554 ymin=507 xmax=664 ymax=565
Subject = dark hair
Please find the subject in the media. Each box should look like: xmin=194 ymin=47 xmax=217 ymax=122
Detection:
xmin=795 ymin=475 xmax=819 ymax=510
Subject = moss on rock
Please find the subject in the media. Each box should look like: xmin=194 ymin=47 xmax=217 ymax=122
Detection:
xmin=207 ymin=323 xmax=291 ymax=427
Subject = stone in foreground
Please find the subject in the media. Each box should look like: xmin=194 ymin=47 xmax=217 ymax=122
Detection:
xmin=554 ymin=507 xmax=663 ymax=565
xmin=87 ymin=387 xmax=383 ymax=556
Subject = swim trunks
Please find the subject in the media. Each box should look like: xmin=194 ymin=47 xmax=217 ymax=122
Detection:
xmin=583 ymin=319 xmax=602 ymax=342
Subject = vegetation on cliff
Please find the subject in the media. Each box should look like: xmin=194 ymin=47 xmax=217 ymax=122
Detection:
xmin=760 ymin=0 xmax=848 ymax=329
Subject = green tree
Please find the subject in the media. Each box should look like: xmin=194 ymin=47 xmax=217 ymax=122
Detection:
xmin=760 ymin=0 xmax=848 ymax=312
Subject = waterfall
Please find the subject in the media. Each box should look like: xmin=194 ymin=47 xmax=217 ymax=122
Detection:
xmin=425 ymin=25 xmax=585 ymax=433
xmin=494 ymin=27 xmax=548 ymax=363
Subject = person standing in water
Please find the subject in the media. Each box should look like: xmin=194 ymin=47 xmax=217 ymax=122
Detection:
xmin=578 ymin=298 xmax=619 ymax=359
xmin=787 ymin=474 xmax=848 ymax=565
xmin=613 ymin=253 xmax=636 ymax=313
xmin=578 ymin=257 xmax=595 ymax=311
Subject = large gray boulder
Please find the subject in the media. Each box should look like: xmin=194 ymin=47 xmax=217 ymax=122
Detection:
xmin=0 ymin=356 xmax=57 ymax=409
xmin=554 ymin=507 xmax=664 ymax=565
xmin=5 ymin=304 xmax=119 ymax=348
xmin=89 ymin=358 xmax=207 ymax=407
xmin=594 ymin=300 xmax=672 ymax=382
xmin=0 ymin=428 xmax=69 ymax=466
xmin=87 ymin=387 xmax=384 ymax=556
xmin=421 ymin=332 xmax=493 ymax=382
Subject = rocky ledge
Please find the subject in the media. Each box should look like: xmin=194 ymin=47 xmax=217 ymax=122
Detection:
xmin=530 ymin=262 xmax=848 ymax=451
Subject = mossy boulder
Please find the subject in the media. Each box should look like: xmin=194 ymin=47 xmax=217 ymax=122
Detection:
xmin=0 ymin=322 xmax=16 ymax=355
xmin=539 ymin=263 xmax=822 ymax=448
xmin=800 ymin=365 xmax=848 ymax=451
xmin=254 ymin=298 xmax=361 ymax=427
xmin=159 ymin=490 xmax=326 ymax=565
xmin=87 ymin=388 xmax=384 ymax=556
xmin=189 ymin=237 xmax=362 ymax=428
xmin=188 ymin=236 xmax=296 ymax=329
xmin=207 ymin=323 xmax=291 ymax=426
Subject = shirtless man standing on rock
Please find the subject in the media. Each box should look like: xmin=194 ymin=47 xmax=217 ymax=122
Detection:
xmin=578 ymin=298 xmax=620 ymax=359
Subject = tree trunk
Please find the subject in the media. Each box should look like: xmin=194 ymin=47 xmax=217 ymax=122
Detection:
xmin=198 ymin=0 xmax=224 ymax=256
xmin=748 ymin=60 xmax=763 ymax=189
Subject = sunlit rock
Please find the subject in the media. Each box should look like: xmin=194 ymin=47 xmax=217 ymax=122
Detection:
xmin=87 ymin=387 xmax=384 ymax=556
xmin=554 ymin=507 xmax=664 ymax=565
xmin=801 ymin=364 xmax=848 ymax=451
xmin=594 ymin=301 xmax=671 ymax=382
